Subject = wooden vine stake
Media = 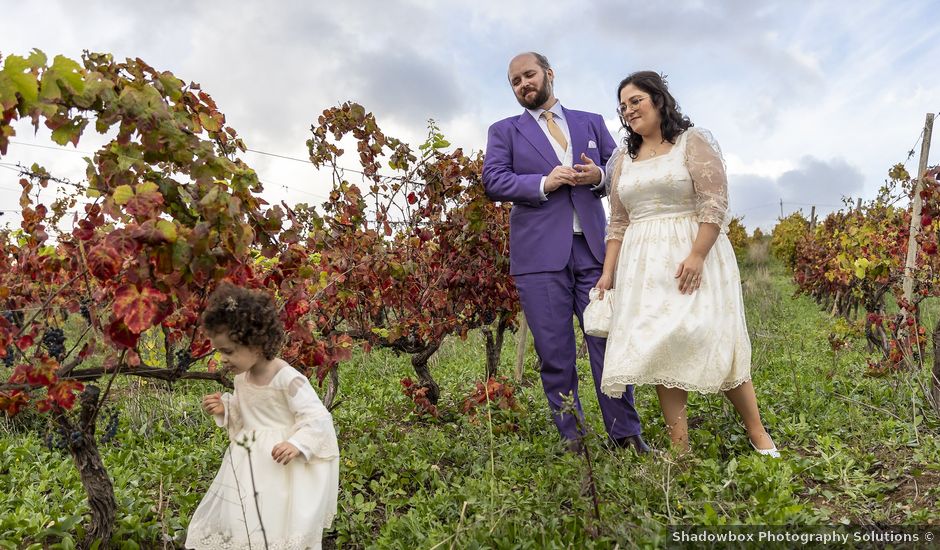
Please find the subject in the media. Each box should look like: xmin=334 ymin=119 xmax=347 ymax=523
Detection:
xmin=902 ymin=113 xmax=935 ymax=304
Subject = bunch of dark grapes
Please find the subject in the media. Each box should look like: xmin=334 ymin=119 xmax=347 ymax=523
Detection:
xmin=44 ymin=424 xmax=72 ymax=452
xmin=41 ymin=328 xmax=66 ymax=361
xmin=99 ymin=409 xmax=120 ymax=445
xmin=79 ymin=297 xmax=92 ymax=323
xmin=174 ymin=348 xmax=193 ymax=372
xmin=2 ymin=346 xmax=13 ymax=368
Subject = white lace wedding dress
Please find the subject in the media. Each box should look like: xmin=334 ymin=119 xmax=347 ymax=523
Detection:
xmin=600 ymin=127 xmax=752 ymax=397
xmin=185 ymin=366 xmax=339 ymax=550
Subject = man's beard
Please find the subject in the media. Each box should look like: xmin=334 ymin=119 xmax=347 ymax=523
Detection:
xmin=517 ymin=74 xmax=551 ymax=110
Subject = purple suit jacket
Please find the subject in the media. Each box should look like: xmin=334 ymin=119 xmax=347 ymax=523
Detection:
xmin=483 ymin=107 xmax=617 ymax=276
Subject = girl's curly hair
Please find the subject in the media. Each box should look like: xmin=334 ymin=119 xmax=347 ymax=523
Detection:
xmin=201 ymin=283 xmax=285 ymax=360
xmin=616 ymin=71 xmax=693 ymax=159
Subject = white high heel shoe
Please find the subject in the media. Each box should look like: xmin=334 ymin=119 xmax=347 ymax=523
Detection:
xmin=750 ymin=435 xmax=780 ymax=458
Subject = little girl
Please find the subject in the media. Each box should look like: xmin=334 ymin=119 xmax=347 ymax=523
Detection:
xmin=185 ymin=283 xmax=339 ymax=550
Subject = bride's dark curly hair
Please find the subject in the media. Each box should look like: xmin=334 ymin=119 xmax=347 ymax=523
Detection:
xmin=617 ymin=71 xmax=693 ymax=159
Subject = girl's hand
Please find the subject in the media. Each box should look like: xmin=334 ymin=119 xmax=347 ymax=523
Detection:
xmin=675 ymin=253 xmax=705 ymax=295
xmin=272 ymin=441 xmax=301 ymax=465
xmin=594 ymin=271 xmax=614 ymax=299
xmin=202 ymin=393 xmax=224 ymax=415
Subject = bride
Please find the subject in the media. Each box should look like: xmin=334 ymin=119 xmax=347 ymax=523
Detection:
xmin=595 ymin=71 xmax=779 ymax=457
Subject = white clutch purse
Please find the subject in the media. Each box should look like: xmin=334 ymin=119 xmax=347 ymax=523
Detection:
xmin=583 ymin=287 xmax=613 ymax=338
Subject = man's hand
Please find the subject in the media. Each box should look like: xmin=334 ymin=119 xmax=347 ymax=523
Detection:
xmin=272 ymin=441 xmax=301 ymax=465
xmin=202 ymin=393 xmax=224 ymax=416
xmin=545 ymin=166 xmax=578 ymax=193
xmin=573 ymin=153 xmax=602 ymax=186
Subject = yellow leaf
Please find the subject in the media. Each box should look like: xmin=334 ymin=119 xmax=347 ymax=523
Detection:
xmin=137 ymin=181 xmax=159 ymax=195
xmin=112 ymin=184 xmax=134 ymax=205
xmin=156 ymin=220 xmax=177 ymax=242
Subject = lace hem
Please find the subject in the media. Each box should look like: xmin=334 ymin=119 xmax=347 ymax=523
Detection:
xmin=602 ymin=374 xmax=751 ymax=396
xmin=187 ymin=528 xmax=331 ymax=550
xmin=697 ymin=214 xmax=726 ymax=225
xmin=696 ymin=196 xmax=729 ymax=228
xmin=604 ymin=231 xmax=627 ymax=243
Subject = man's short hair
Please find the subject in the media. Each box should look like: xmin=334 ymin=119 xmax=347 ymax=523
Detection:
xmin=528 ymin=52 xmax=551 ymax=71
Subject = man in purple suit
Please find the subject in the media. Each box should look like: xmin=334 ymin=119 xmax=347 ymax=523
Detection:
xmin=483 ymin=52 xmax=647 ymax=453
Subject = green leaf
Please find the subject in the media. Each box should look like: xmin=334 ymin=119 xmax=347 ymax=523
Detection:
xmin=349 ymin=103 xmax=366 ymax=121
xmin=171 ymin=240 xmax=192 ymax=269
xmin=157 ymin=72 xmax=183 ymax=101
xmin=50 ymin=118 xmax=87 ymax=147
xmin=199 ymin=185 xmax=220 ymax=206
xmin=50 ymin=55 xmax=85 ymax=94
xmin=8 ymin=71 xmax=38 ymax=104
xmin=26 ymin=49 xmax=47 ymax=68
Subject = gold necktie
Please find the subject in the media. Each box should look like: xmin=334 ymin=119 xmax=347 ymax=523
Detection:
xmin=542 ymin=111 xmax=568 ymax=152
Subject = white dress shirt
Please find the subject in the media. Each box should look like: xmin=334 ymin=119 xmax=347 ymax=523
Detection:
xmin=526 ymin=100 xmax=593 ymax=233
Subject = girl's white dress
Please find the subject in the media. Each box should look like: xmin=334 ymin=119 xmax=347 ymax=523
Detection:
xmin=186 ymin=366 xmax=339 ymax=550
xmin=600 ymin=127 xmax=752 ymax=397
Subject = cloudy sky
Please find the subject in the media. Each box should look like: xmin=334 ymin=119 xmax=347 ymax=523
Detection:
xmin=1 ymin=0 xmax=938 ymax=231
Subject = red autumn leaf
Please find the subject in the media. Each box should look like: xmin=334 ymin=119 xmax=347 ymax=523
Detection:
xmin=48 ymin=380 xmax=84 ymax=409
xmin=87 ymin=244 xmax=122 ymax=280
xmin=27 ymin=367 xmax=56 ymax=386
xmin=125 ymin=187 xmax=165 ymax=218
xmin=113 ymin=285 xmax=169 ymax=334
xmin=191 ymin=337 xmax=212 ymax=358
xmin=280 ymin=229 xmax=301 ymax=244
xmin=12 ymin=332 xmax=34 ymax=351
xmin=407 ymin=192 xmax=417 ymax=205
xmin=73 ymin=218 xmax=96 ymax=241
xmin=131 ymin=220 xmax=173 ymax=245
xmin=78 ymin=340 xmax=96 ymax=360
xmin=105 ymin=318 xmax=139 ymax=349
xmin=12 ymin=362 xmax=56 ymax=387
xmin=9 ymin=364 xmax=30 ymax=384
xmin=105 ymin=229 xmax=141 ymax=257
xmin=287 ymin=298 xmax=310 ymax=318
xmin=0 ymin=391 xmax=29 ymax=416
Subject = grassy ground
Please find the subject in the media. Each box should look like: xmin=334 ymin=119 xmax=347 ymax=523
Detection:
xmin=1 ymin=250 xmax=938 ymax=548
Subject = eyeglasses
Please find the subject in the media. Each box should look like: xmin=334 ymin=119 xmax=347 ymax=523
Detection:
xmin=617 ymin=96 xmax=650 ymax=117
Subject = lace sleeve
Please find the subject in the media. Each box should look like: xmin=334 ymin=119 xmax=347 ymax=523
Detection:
xmin=685 ymin=128 xmax=729 ymax=228
xmin=604 ymin=146 xmax=630 ymax=242
xmin=214 ymin=391 xmax=243 ymax=441
xmin=284 ymin=373 xmax=340 ymax=462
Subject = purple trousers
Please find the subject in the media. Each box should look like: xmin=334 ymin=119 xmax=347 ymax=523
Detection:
xmin=513 ymin=235 xmax=643 ymax=441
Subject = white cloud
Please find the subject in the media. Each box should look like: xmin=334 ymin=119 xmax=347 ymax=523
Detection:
xmin=1 ymin=0 xmax=937 ymax=234
xmin=725 ymin=154 xmax=795 ymax=179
